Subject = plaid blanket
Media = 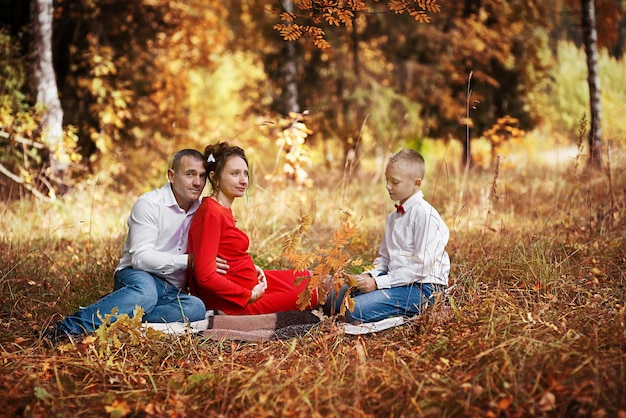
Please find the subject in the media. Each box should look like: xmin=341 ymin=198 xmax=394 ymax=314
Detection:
xmin=143 ymin=305 xmax=453 ymax=340
xmin=143 ymin=310 xmax=321 ymax=341
xmin=203 ymin=310 xmax=322 ymax=341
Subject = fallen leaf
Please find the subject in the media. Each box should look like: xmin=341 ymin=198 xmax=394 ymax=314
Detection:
xmin=34 ymin=386 xmax=53 ymax=401
xmin=592 ymin=408 xmax=607 ymax=418
xmin=472 ymin=384 xmax=484 ymax=397
xmin=144 ymin=402 xmax=161 ymax=415
xmin=498 ymin=395 xmax=513 ymax=410
xmin=590 ymin=267 xmax=603 ymax=276
xmin=82 ymin=335 xmax=98 ymax=345
xmin=538 ymin=391 xmax=556 ymax=412
xmin=105 ymin=399 xmax=131 ymax=417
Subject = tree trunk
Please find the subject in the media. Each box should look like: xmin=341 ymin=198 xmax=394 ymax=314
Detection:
xmin=278 ymin=0 xmax=300 ymax=115
xmin=581 ymin=0 xmax=602 ymax=168
xmin=30 ymin=0 xmax=66 ymax=180
xmin=463 ymin=70 xmax=474 ymax=170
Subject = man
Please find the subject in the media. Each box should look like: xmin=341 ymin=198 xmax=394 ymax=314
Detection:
xmin=43 ymin=149 xmax=220 ymax=343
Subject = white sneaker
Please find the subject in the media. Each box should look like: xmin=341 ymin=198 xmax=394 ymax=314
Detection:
xmin=142 ymin=311 xmax=213 ymax=335
xmin=342 ymin=316 xmax=406 ymax=335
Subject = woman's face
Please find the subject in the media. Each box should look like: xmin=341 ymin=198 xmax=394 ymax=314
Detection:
xmin=216 ymin=156 xmax=249 ymax=200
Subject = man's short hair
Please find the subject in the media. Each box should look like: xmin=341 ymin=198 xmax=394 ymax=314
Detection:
xmin=171 ymin=149 xmax=205 ymax=171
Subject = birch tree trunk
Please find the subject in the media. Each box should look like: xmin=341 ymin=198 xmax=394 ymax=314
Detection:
xmin=30 ymin=0 xmax=66 ymax=180
xmin=278 ymin=0 xmax=300 ymax=115
xmin=581 ymin=0 xmax=603 ymax=168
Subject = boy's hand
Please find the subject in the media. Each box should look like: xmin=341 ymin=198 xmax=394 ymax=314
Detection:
xmin=356 ymin=274 xmax=377 ymax=293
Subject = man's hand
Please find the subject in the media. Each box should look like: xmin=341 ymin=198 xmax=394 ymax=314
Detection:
xmin=216 ymin=256 xmax=230 ymax=275
xmin=356 ymin=274 xmax=377 ymax=293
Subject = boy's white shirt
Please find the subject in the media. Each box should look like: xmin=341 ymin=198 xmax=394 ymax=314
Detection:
xmin=366 ymin=190 xmax=450 ymax=288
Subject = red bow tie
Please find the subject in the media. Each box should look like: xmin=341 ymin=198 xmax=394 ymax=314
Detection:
xmin=395 ymin=204 xmax=405 ymax=214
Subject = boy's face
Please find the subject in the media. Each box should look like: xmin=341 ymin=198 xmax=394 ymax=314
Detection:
xmin=385 ymin=163 xmax=421 ymax=204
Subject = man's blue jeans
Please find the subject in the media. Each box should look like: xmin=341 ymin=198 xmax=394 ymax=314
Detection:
xmin=326 ymin=282 xmax=444 ymax=323
xmin=56 ymin=268 xmax=206 ymax=335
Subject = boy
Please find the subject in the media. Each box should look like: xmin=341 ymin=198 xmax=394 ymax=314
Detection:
xmin=331 ymin=149 xmax=450 ymax=323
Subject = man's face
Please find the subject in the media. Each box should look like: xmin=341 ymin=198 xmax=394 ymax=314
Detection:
xmin=168 ymin=155 xmax=207 ymax=210
xmin=385 ymin=163 xmax=421 ymax=204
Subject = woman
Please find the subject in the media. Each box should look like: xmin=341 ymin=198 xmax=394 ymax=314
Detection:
xmin=188 ymin=142 xmax=317 ymax=314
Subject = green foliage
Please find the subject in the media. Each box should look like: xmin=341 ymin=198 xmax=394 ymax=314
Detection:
xmin=548 ymin=42 xmax=594 ymax=137
xmin=352 ymin=82 xmax=425 ymax=150
xmin=75 ymin=40 xmax=133 ymax=155
xmin=0 ymin=32 xmax=81 ymax=200
xmin=0 ymin=31 xmax=27 ymax=102
xmin=547 ymin=41 xmax=626 ymax=147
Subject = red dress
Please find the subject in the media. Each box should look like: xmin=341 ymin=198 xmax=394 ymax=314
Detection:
xmin=188 ymin=197 xmax=315 ymax=314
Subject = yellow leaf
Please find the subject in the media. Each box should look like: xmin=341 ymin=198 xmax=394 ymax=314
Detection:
xmin=82 ymin=335 xmax=98 ymax=345
xmin=590 ymin=267 xmax=604 ymax=276
xmin=345 ymin=273 xmax=359 ymax=287
xmin=105 ymin=399 xmax=131 ymax=417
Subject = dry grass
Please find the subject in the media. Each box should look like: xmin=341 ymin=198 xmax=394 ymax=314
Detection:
xmin=1 ymin=139 xmax=625 ymax=417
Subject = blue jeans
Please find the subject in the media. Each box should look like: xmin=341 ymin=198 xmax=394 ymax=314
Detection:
xmin=326 ymin=283 xmax=444 ymax=323
xmin=55 ymin=268 xmax=206 ymax=335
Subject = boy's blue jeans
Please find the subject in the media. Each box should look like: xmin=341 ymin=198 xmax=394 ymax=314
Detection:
xmin=326 ymin=282 xmax=445 ymax=323
xmin=55 ymin=268 xmax=206 ymax=336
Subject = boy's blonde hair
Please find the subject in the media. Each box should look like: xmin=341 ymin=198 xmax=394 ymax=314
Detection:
xmin=388 ymin=149 xmax=425 ymax=179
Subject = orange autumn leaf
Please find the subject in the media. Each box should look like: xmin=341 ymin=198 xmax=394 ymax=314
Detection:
xmin=497 ymin=396 xmax=514 ymax=410
xmin=105 ymin=399 xmax=131 ymax=417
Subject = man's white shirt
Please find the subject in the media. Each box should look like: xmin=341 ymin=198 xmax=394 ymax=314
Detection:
xmin=116 ymin=183 xmax=200 ymax=289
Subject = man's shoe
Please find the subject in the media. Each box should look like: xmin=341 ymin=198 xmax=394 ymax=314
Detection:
xmin=41 ymin=323 xmax=76 ymax=345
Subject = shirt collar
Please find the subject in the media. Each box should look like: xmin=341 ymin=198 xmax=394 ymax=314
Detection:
xmin=398 ymin=190 xmax=423 ymax=212
xmin=163 ymin=183 xmax=201 ymax=214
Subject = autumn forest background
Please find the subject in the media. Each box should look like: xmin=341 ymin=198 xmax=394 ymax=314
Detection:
xmin=1 ymin=0 xmax=625 ymax=417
